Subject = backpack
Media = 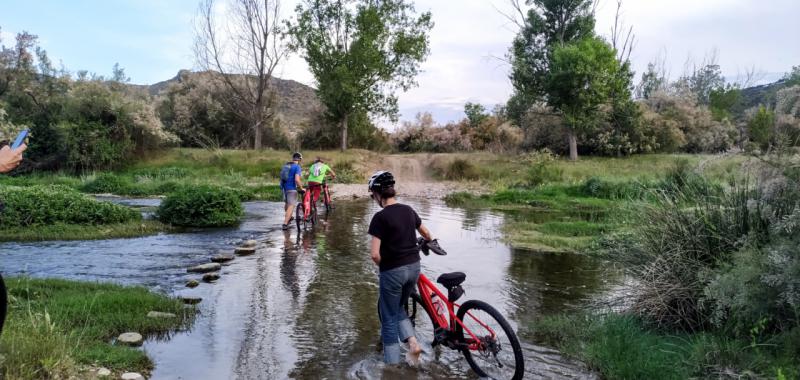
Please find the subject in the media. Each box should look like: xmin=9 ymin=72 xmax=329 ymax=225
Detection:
xmin=279 ymin=162 xmax=294 ymax=184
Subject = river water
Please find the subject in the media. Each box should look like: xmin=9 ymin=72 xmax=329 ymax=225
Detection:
xmin=0 ymin=198 xmax=619 ymax=379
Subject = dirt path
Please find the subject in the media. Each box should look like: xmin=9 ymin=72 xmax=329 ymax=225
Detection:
xmin=332 ymin=154 xmax=482 ymax=200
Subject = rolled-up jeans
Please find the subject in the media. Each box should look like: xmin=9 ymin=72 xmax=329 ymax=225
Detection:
xmin=378 ymin=260 xmax=420 ymax=364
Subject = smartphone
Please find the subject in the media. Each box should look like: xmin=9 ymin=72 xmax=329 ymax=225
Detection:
xmin=10 ymin=129 xmax=28 ymax=149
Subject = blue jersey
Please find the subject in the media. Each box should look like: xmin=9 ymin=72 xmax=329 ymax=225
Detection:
xmin=280 ymin=163 xmax=302 ymax=191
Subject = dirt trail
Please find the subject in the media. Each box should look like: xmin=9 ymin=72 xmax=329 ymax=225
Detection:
xmin=331 ymin=154 xmax=482 ymax=200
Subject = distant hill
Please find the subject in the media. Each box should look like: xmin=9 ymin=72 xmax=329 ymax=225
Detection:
xmin=146 ymin=70 xmax=325 ymax=140
xmin=740 ymin=78 xmax=791 ymax=110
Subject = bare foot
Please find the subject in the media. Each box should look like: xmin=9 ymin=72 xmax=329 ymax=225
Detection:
xmin=406 ymin=337 xmax=422 ymax=365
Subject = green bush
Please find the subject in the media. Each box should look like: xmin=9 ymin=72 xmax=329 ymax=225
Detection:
xmin=524 ymin=161 xmax=563 ymax=187
xmin=333 ymin=161 xmax=363 ymax=184
xmin=157 ymin=185 xmax=243 ymax=227
xmin=81 ymin=173 xmax=133 ymax=194
xmin=0 ymin=185 xmax=140 ymax=227
xmin=442 ymin=158 xmax=480 ymax=181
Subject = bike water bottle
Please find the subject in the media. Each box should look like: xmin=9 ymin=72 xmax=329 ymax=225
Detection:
xmin=431 ymin=293 xmax=447 ymax=322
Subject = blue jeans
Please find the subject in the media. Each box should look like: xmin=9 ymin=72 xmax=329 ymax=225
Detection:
xmin=378 ymin=261 xmax=420 ymax=364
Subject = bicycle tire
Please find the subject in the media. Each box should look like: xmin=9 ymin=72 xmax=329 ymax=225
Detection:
xmin=456 ymin=300 xmax=524 ymax=380
xmin=310 ymin=199 xmax=317 ymax=226
xmin=295 ymin=202 xmax=303 ymax=231
xmin=1 ymin=273 xmax=6 ymax=335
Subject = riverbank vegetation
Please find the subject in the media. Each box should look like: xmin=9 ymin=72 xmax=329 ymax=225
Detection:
xmin=157 ymin=185 xmax=244 ymax=227
xmin=0 ymin=277 xmax=195 ymax=379
xmin=0 ymin=185 xmax=167 ymax=242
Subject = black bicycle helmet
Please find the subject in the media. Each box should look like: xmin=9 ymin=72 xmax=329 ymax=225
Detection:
xmin=292 ymin=152 xmax=303 ymax=160
xmin=368 ymin=170 xmax=395 ymax=192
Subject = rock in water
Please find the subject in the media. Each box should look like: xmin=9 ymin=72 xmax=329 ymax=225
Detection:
xmin=147 ymin=311 xmax=177 ymax=319
xmin=211 ymin=253 xmax=235 ymax=263
xmin=242 ymin=239 xmax=257 ymax=248
xmin=97 ymin=368 xmax=112 ymax=377
xmin=202 ymin=273 xmax=220 ymax=282
xmin=117 ymin=332 xmax=143 ymax=346
xmin=180 ymin=296 xmax=202 ymax=305
xmin=234 ymin=247 xmax=256 ymax=256
xmin=121 ymin=373 xmax=145 ymax=380
xmin=186 ymin=280 xmax=199 ymax=288
xmin=187 ymin=262 xmax=221 ymax=273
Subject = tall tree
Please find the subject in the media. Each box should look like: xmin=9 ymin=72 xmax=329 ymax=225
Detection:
xmin=507 ymin=0 xmax=595 ymax=123
xmin=290 ymin=0 xmax=432 ymax=151
xmin=194 ymin=0 xmax=288 ymax=150
xmin=546 ymin=36 xmax=618 ymax=160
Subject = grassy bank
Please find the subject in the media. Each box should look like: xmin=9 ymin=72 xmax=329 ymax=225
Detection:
xmin=0 ymin=220 xmax=169 ymax=242
xmin=0 ymin=148 xmax=374 ymax=200
xmin=534 ymin=314 xmax=800 ymax=379
xmin=0 ymin=277 xmax=195 ymax=379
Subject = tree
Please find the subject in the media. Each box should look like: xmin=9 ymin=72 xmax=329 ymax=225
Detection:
xmin=546 ymin=37 xmax=619 ymax=160
xmin=290 ymin=0 xmax=433 ymax=151
xmin=785 ymin=65 xmax=800 ymax=87
xmin=637 ymin=62 xmax=666 ymax=99
xmin=748 ymin=106 xmax=775 ymax=151
xmin=507 ymin=0 xmax=595 ymax=123
xmin=194 ymin=0 xmax=288 ymax=150
xmin=464 ymin=102 xmax=488 ymax=128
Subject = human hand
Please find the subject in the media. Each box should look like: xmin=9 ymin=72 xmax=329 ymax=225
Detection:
xmin=0 ymin=143 xmax=26 ymax=173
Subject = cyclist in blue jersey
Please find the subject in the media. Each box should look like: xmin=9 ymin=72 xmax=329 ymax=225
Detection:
xmin=280 ymin=152 xmax=304 ymax=230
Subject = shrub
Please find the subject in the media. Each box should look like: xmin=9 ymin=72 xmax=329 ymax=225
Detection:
xmin=525 ymin=161 xmax=563 ymax=187
xmin=441 ymin=158 xmax=480 ymax=181
xmin=157 ymin=185 xmax=243 ymax=227
xmin=0 ymin=185 xmax=140 ymax=227
xmin=81 ymin=173 xmax=133 ymax=194
xmin=332 ymin=160 xmax=363 ymax=183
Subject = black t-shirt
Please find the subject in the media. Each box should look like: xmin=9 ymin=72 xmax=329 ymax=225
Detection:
xmin=368 ymin=203 xmax=422 ymax=272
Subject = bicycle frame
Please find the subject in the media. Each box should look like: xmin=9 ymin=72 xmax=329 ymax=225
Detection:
xmin=415 ymin=273 xmax=497 ymax=351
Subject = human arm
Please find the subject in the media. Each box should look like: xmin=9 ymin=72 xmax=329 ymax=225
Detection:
xmin=0 ymin=144 xmax=26 ymax=173
xmin=327 ymin=167 xmax=337 ymax=180
xmin=370 ymin=236 xmax=381 ymax=265
xmin=417 ymin=223 xmax=433 ymax=242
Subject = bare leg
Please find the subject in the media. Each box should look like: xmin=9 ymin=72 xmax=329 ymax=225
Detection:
xmin=405 ymin=336 xmax=422 ymax=364
xmin=283 ymin=204 xmax=295 ymax=225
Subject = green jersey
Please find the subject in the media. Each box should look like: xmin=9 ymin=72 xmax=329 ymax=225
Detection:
xmin=307 ymin=162 xmax=331 ymax=183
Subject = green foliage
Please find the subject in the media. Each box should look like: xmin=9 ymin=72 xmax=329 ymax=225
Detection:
xmin=290 ymin=0 xmax=433 ymax=149
xmin=748 ymin=106 xmax=776 ymax=151
xmin=0 ymin=185 xmax=140 ymax=227
xmin=0 ymin=220 xmax=167 ymax=242
xmin=507 ymin=0 xmax=595 ymax=117
xmin=464 ymin=102 xmax=488 ymax=128
xmin=157 ymin=185 xmax=244 ymax=227
xmin=709 ymin=85 xmax=742 ymax=121
xmin=547 ymin=37 xmax=619 ymax=134
xmin=784 ymin=65 xmax=800 ymax=87
xmin=524 ymin=160 xmax=563 ymax=187
xmin=441 ymin=158 xmax=480 ymax=181
xmin=81 ymin=172 xmax=133 ymax=194
xmin=0 ymin=277 xmax=194 ymax=377
xmin=534 ymin=313 xmax=800 ymax=380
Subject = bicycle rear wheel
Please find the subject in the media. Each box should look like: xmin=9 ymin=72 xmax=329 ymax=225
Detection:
xmin=456 ymin=300 xmax=524 ymax=380
xmin=295 ymin=203 xmax=304 ymax=231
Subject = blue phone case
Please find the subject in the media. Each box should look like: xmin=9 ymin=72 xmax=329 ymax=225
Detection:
xmin=11 ymin=129 xmax=28 ymax=149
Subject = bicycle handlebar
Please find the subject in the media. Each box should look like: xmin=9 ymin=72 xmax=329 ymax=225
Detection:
xmin=418 ymin=237 xmax=447 ymax=256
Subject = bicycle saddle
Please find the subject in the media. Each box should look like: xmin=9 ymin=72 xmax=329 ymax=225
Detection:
xmin=437 ymin=272 xmax=466 ymax=289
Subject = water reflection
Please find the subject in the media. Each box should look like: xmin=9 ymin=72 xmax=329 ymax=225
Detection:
xmin=0 ymin=197 xmax=615 ymax=379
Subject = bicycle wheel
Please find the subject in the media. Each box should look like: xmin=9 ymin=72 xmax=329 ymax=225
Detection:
xmin=295 ymin=203 xmax=303 ymax=231
xmin=456 ymin=300 xmax=524 ymax=380
xmin=310 ymin=200 xmax=317 ymax=226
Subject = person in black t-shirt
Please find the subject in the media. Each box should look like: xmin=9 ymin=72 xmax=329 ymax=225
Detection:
xmin=367 ymin=171 xmax=434 ymax=365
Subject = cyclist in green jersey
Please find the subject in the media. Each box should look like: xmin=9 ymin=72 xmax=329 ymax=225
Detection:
xmin=306 ymin=157 xmax=336 ymax=206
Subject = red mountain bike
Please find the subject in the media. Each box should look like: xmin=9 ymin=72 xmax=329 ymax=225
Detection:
xmin=321 ymin=181 xmax=333 ymax=212
xmin=406 ymin=239 xmax=524 ymax=379
xmin=296 ymin=189 xmax=317 ymax=230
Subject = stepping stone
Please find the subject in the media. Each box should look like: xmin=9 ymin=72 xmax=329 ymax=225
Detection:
xmin=211 ymin=253 xmax=235 ymax=263
xmin=97 ymin=368 xmax=111 ymax=377
xmin=242 ymin=239 xmax=257 ymax=248
xmin=121 ymin=373 xmax=145 ymax=380
xmin=234 ymin=247 xmax=256 ymax=256
xmin=187 ymin=262 xmax=221 ymax=273
xmin=202 ymin=273 xmax=220 ymax=283
xmin=117 ymin=332 xmax=143 ymax=346
xmin=186 ymin=280 xmax=199 ymax=288
xmin=180 ymin=296 xmax=202 ymax=305
xmin=147 ymin=311 xmax=177 ymax=319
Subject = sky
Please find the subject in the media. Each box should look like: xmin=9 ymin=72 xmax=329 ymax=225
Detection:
xmin=2 ymin=0 xmax=799 ymax=129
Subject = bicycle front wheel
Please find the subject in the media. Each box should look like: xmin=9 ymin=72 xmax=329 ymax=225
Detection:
xmin=456 ymin=300 xmax=524 ymax=380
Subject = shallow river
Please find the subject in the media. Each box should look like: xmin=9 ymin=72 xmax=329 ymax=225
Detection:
xmin=0 ymin=198 xmax=619 ymax=379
